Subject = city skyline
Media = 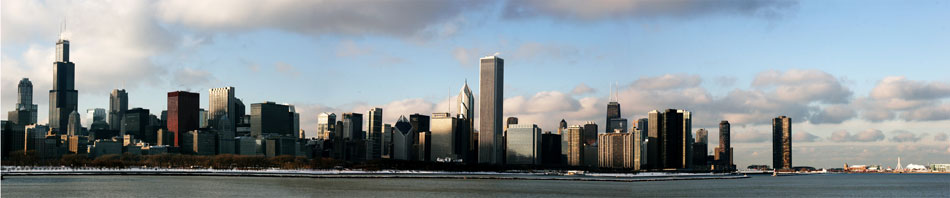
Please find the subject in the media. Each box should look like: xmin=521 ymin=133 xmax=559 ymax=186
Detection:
xmin=2 ymin=0 xmax=949 ymax=168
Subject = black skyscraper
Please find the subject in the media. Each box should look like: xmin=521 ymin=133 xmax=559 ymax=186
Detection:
xmin=49 ymin=38 xmax=78 ymax=135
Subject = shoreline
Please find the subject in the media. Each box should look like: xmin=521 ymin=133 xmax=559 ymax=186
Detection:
xmin=1 ymin=168 xmax=749 ymax=182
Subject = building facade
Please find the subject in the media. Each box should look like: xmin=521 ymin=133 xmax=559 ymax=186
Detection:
xmin=49 ymin=39 xmax=79 ymax=135
xmin=773 ymin=116 xmax=792 ymax=170
xmin=478 ymin=56 xmax=504 ymax=165
xmin=367 ymin=108 xmax=383 ymax=160
xmin=167 ymin=91 xmax=199 ymax=147
xmin=506 ymin=124 xmax=541 ymax=165
xmin=250 ymin=102 xmax=293 ymax=137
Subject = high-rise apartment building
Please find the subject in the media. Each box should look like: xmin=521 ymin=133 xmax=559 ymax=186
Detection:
xmin=773 ymin=116 xmax=792 ymax=170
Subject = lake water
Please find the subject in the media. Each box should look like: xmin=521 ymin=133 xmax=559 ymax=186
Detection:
xmin=2 ymin=173 xmax=948 ymax=197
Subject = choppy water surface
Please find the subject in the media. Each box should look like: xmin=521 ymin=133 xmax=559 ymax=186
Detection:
xmin=3 ymin=173 xmax=948 ymax=197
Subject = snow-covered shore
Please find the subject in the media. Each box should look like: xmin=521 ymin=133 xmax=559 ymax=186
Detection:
xmin=1 ymin=166 xmax=748 ymax=182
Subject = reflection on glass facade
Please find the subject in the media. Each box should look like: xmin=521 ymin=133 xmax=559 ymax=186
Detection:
xmin=506 ymin=124 xmax=541 ymax=165
xmin=773 ymin=116 xmax=792 ymax=170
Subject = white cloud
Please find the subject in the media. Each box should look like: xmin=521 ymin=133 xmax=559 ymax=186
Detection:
xmin=571 ymin=83 xmax=595 ymax=95
xmin=503 ymin=0 xmax=798 ymax=21
xmin=809 ymin=104 xmax=856 ymax=124
xmin=171 ymin=67 xmax=218 ymax=89
xmin=829 ymin=129 xmax=885 ymax=142
xmin=890 ymin=130 xmax=924 ymax=143
xmin=870 ymin=76 xmax=950 ymax=100
xmin=733 ymin=130 xmax=771 ymax=143
xmin=858 ymin=77 xmax=950 ymax=122
xmin=155 ymin=0 xmax=480 ymax=38
xmin=793 ymin=131 xmax=820 ymax=142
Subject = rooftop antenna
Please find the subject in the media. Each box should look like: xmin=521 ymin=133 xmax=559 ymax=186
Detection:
xmin=616 ymin=81 xmax=620 ymax=103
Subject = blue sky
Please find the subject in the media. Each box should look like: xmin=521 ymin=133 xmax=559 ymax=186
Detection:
xmin=2 ymin=0 xmax=949 ymax=168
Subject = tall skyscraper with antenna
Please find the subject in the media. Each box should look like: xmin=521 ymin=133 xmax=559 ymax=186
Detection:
xmin=49 ymin=33 xmax=78 ymax=135
xmin=606 ymin=82 xmax=626 ymax=133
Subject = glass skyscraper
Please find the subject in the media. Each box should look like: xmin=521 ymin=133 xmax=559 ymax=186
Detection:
xmin=506 ymin=124 xmax=541 ymax=165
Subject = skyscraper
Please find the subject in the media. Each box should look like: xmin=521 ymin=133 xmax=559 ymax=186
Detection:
xmin=85 ymin=108 xmax=106 ymax=127
xmin=392 ymin=116 xmax=415 ymax=160
xmin=49 ymin=38 xmax=79 ymax=135
xmin=167 ymin=91 xmax=200 ymax=147
xmin=122 ymin=108 xmax=153 ymax=143
xmin=716 ymin=120 xmax=734 ymax=170
xmin=540 ymin=131 xmax=562 ymax=165
xmin=8 ymin=78 xmax=38 ymax=127
xmin=694 ymin=128 xmax=708 ymax=168
xmin=633 ymin=120 xmax=647 ymax=170
xmin=478 ymin=55 xmax=504 ymax=165
xmin=317 ymin=113 xmax=336 ymax=140
xmin=108 ymin=89 xmax=128 ymax=131
xmin=458 ymin=81 xmax=474 ymax=129
xmin=647 ymin=109 xmax=693 ymax=170
xmin=409 ymin=113 xmax=430 ymax=161
xmin=251 ymin=102 xmax=293 ymax=137
xmin=773 ymin=116 xmax=792 ymax=170
xmin=381 ymin=124 xmax=393 ymax=159
xmin=566 ymin=125 xmax=584 ymax=166
xmin=506 ymin=124 xmax=541 ymax=165
xmin=67 ymin=110 xmax=82 ymax=136
xmin=458 ymin=81 xmax=476 ymax=163
xmin=342 ymin=113 xmax=364 ymax=140
xmin=598 ymin=132 xmax=634 ymax=169
xmin=583 ymin=121 xmax=598 ymax=145
xmin=368 ymin=108 xmax=383 ymax=160
xmin=209 ymin=87 xmax=236 ymax=130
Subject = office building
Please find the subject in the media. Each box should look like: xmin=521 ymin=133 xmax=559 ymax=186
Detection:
xmin=342 ymin=113 xmax=364 ymax=140
xmin=694 ymin=128 xmax=708 ymax=168
xmin=167 ymin=91 xmax=199 ymax=147
xmin=392 ymin=116 xmax=415 ymax=160
xmin=209 ymin=87 xmax=239 ymax=132
xmin=430 ymin=113 xmax=460 ymax=162
xmin=583 ymin=121 xmax=597 ymax=145
xmin=647 ymin=109 xmax=693 ymax=170
xmin=67 ymin=110 xmax=82 ymax=136
xmin=457 ymin=81 xmax=475 ymax=162
xmin=773 ymin=116 xmax=792 ymax=170
xmin=182 ymin=129 xmax=216 ymax=155
xmin=381 ymin=124 xmax=393 ymax=159
xmin=122 ymin=108 xmax=152 ymax=143
xmin=8 ymin=78 xmax=38 ymax=127
xmin=49 ymin=38 xmax=79 ymax=135
xmin=250 ymin=102 xmax=293 ymax=137
xmin=236 ymin=136 xmax=260 ymax=155
xmin=715 ymin=120 xmax=734 ymax=170
xmin=109 ymin=89 xmax=128 ymax=131
xmin=317 ymin=112 xmax=336 ymax=140
xmin=506 ymin=124 xmax=541 ymax=165
xmin=85 ymin=108 xmax=106 ymax=127
xmin=478 ymin=55 xmax=504 ymax=165
xmin=368 ymin=108 xmax=383 ymax=160
xmin=540 ymin=131 xmax=562 ymax=165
